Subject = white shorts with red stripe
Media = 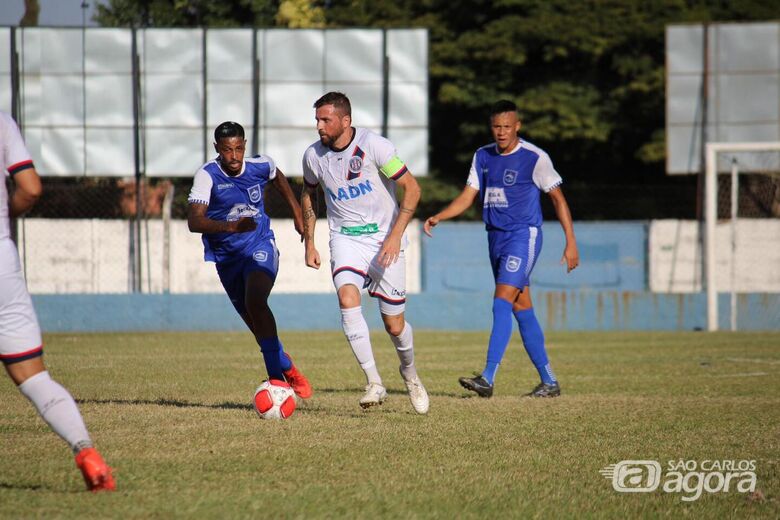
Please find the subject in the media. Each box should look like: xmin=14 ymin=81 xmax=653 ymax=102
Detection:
xmin=0 ymin=240 xmax=43 ymax=364
xmin=329 ymin=232 xmax=406 ymax=316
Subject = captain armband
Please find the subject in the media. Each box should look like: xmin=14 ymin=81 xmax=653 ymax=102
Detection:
xmin=379 ymin=156 xmax=408 ymax=180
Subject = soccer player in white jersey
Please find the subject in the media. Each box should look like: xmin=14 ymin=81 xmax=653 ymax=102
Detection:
xmin=424 ymin=100 xmax=579 ymax=398
xmin=0 ymin=111 xmax=115 ymax=491
xmin=300 ymin=92 xmax=429 ymax=414
xmin=188 ymin=122 xmax=312 ymax=398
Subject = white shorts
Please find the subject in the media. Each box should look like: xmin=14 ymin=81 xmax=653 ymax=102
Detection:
xmin=0 ymin=246 xmax=43 ymax=364
xmin=329 ymin=233 xmax=406 ymax=316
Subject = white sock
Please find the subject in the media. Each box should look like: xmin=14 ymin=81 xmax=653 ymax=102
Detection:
xmin=19 ymin=371 xmax=92 ymax=454
xmin=390 ymin=321 xmax=417 ymax=380
xmin=341 ymin=306 xmax=382 ymax=385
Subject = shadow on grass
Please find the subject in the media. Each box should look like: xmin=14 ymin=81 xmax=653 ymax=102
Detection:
xmin=317 ymin=387 xmax=462 ymax=398
xmin=0 ymin=481 xmax=44 ymax=491
xmin=76 ymin=398 xmax=252 ymax=411
xmin=75 ymin=397 xmax=383 ymax=418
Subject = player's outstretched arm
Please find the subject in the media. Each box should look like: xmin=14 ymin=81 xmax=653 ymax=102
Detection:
xmin=548 ymin=187 xmax=579 ymax=273
xmin=423 ymin=186 xmax=478 ymax=237
xmin=9 ymin=168 xmax=43 ymax=218
xmin=187 ymin=203 xmax=256 ymax=234
xmin=300 ymin=184 xmax=320 ymax=269
xmin=378 ymin=172 xmax=421 ymax=267
xmin=271 ymin=168 xmax=304 ymax=241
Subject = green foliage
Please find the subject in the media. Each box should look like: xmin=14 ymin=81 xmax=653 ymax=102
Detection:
xmin=93 ymin=0 xmax=780 ymax=190
xmin=93 ymin=0 xmax=280 ymax=27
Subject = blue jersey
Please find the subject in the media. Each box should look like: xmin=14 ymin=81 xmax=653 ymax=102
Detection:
xmin=188 ymin=155 xmax=277 ymax=263
xmin=467 ymin=140 xmax=562 ymax=231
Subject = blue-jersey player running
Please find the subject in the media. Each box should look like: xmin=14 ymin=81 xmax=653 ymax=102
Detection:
xmin=188 ymin=121 xmax=312 ymax=399
xmin=424 ymin=100 xmax=579 ymax=398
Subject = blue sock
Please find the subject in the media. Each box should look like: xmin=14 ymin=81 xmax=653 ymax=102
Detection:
xmin=514 ymin=308 xmax=557 ymax=384
xmin=258 ymin=336 xmax=285 ymax=380
xmin=276 ymin=339 xmax=293 ymax=372
xmin=482 ymin=298 xmax=514 ymax=385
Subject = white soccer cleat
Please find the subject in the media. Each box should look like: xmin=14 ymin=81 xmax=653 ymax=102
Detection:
xmin=400 ymin=369 xmax=429 ymax=415
xmin=359 ymin=382 xmax=388 ymax=409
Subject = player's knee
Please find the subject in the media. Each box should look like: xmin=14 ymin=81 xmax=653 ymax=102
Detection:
xmin=382 ymin=318 xmax=405 ymax=336
xmin=337 ymin=285 xmax=361 ymax=308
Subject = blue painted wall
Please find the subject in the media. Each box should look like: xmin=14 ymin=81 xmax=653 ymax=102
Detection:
xmin=422 ymin=221 xmax=647 ymax=292
xmin=31 ymin=221 xmax=780 ymax=332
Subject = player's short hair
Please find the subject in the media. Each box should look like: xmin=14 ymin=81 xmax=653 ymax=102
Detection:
xmin=314 ymin=92 xmax=352 ymax=117
xmin=490 ymin=100 xmax=518 ymax=118
xmin=214 ymin=121 xmax=245 ymax=142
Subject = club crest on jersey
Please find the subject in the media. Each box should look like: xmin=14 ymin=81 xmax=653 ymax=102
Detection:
xmin=506 ymin=255 xmax=522 ymax=273
xmin=253 ymin=250 xmax=268 ymax=263
xmin=348 ymin=146 xmax=366 ymax=180
xmin=247 ymin=184 xmax=262 ymax=203
xmin=503 ymin=169 xmax=518 ymax=186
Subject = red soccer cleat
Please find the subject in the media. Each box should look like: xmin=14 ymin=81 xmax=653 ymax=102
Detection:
xmin=75 ymin=447 xmax=116 ymax=492
xmin=283 ymin=354 xmax=313 ymax=399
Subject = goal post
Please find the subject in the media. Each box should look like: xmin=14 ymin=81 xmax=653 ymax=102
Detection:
xmin=705 ymin=141 xmax=780 ymax=331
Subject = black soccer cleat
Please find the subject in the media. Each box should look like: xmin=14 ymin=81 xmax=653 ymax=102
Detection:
xmin=458 ymin=374 xmax=494 ymax=398
xmin=526 ymin=382 xmax=561 ymax=398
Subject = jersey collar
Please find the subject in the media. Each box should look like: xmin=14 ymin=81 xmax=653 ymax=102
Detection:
xmin=216 ymin=157 xmax=246 ymax=177
xmin=495 ymin=140 xmax=523 ymax=156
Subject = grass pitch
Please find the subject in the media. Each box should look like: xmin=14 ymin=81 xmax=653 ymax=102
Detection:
xmin=1 ymin=331 xmax=778 ymax=518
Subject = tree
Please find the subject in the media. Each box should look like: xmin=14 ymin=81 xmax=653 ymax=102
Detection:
xmin=93 ymin=0 xmax=280 ymax=27
xmin=93 ymin=0 xmax=780 ymax=193
xmin=20 ymin=0 xmax=40 ymax=26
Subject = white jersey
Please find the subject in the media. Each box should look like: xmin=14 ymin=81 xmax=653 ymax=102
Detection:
xmin=302 ymin=127 xmax=409 ymax=239
xmin=1 ymin=112 xmax=35 ymax=242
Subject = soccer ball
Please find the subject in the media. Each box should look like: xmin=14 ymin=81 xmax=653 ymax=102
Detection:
xmin=253 ymin=379 xmax=296 ymax=420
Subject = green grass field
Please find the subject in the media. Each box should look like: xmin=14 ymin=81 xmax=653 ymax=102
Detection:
xmin=1 ymin=331 xmax=778 ymax=518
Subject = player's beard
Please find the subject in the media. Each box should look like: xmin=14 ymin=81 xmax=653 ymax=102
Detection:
xmin=319 ymin=128 xmax=343 ymax=148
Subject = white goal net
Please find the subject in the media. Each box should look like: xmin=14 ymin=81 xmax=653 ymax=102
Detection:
xmin=704 ymin=142 xmax=780 ymax=331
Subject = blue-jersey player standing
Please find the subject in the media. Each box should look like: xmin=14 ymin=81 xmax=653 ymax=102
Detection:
xmin=188 ymin=121 xmax=312 ymax=399
xmin=424 ymin=100 xmax=579 ymax=398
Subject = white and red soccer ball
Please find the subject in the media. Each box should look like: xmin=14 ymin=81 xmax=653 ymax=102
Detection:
xmin=253 ymin=379 xmax=296 ymax=419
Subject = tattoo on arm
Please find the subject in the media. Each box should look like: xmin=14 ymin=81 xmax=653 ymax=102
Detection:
xmin=302 ymin=188 xmax=318 ymax=240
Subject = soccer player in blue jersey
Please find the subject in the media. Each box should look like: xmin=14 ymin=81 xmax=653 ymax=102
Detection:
xmin=188 ymin=121 xmax=312 ymax=398
xmin=424 ymin=100 xmax=579 ymax=398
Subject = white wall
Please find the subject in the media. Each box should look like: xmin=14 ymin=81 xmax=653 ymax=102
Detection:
xmin=649 ymin=219 xmax=780 ymax=292
xmin=17 ymin=219 xmax=421 ymax=295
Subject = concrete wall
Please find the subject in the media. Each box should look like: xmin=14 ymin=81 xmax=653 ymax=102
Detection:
xmin=20 ymin=219 xmax=780 ymax=331
xmin=649 ymin=219 xmax=780 ymax=292
xmin=18 ymin=218 xmax=421 ymax=294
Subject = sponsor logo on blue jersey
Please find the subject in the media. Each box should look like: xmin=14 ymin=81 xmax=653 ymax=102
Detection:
xmin=226 ymin=203 xmax=259 ymax=221
xmin=484 ymin=187 xmax=508 ymax=208
xmin=326 ymin=179 xmax=374 ymax=202
xmin=247 ymin=184 xmax=262 ymax=203
xmin=217 ymin=182 xmax=234 ymax=190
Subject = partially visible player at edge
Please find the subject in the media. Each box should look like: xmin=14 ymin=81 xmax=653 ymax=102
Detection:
xmin=424 ymin=100 xmax=579 ymax=398
xmin=0 ymin=111 xmax=115 ymax=491
xmin=187 ymin=121 xmax=311 ymax=398
xmin=300 ymin=92 xmax=429 ymax=414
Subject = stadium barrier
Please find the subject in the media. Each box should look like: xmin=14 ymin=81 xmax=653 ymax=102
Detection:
xmin=27 ymin=221 xmax=780 ymax=331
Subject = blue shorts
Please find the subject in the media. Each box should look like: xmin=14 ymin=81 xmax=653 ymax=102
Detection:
xmin=487 ymin=226 xmax=542 ymax=290
xmin=216 ymin=239 xmax=279 ymax=317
